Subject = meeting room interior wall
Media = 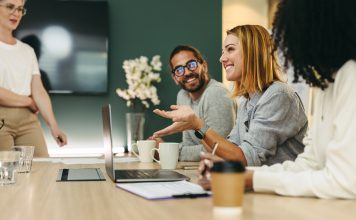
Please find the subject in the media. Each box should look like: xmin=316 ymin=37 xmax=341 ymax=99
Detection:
xmin=221 ymin=0 xmax=310 ymax=114
xmin=39 ymin=0 xmax=222 ymax=156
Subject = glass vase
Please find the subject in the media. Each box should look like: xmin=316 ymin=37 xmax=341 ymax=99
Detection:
xmin=126 ymin=112 xmax=145 ymax=153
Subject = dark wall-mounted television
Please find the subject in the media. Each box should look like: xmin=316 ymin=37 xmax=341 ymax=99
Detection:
xmin=15 ymin=0 xmax=109 ymax=95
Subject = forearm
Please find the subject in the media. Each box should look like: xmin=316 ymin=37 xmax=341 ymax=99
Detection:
xmin=0 ymin=87 xmax=32 ymax=107
xmin=32 ymin=88 xmax=58 ymax=129
xmin=202 ymin=129 xmax=247 ymax=165
xmin=30 ymin=75 xmax=66 ymax=146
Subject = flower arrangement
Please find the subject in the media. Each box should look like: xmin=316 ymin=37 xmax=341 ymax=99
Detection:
xmin=116 ymin=55 xmax=162 ymax=110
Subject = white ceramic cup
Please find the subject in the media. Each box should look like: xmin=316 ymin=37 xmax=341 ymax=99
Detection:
xmin=151 ymin=142 xmax=179 ymax=169
xmin=131 ymin=140 xmax=156 ymax=163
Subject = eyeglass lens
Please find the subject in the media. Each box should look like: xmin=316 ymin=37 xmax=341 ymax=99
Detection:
xmin=173 ymin=60 xmax=199 ymax=76
xmin=1 ymin=3 xmax=27 ymax=16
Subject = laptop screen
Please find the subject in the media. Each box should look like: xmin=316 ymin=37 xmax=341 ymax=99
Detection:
xmin=102 ymin=104 xmax=115 ymax=181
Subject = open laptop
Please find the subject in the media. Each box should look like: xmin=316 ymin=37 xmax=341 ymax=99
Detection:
xmin=102 ymin=104 xmax=190 ymax=183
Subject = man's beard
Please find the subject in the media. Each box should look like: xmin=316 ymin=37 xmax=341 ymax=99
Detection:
xmin=178 ymin=71 xmax=207 ymax=93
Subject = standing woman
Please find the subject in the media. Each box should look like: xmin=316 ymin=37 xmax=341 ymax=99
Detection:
xmin=153 ymin=25 xmax=307 ymax=166
xmin=0 ymin=0 xmax=67 ymax=156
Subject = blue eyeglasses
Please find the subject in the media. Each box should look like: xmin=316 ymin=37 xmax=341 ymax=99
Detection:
xmin=172 ymin=59 xmax=200 ymax=77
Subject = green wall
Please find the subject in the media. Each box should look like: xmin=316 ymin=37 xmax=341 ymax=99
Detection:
xmin=45 ymin=0 xmax=222 ymax=150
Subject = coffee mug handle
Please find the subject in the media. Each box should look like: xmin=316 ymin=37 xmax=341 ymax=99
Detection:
xmin=151 ymin=148 xmax=160 ymax=163
xmin=131 ymin=143 xmax=139 ymax=158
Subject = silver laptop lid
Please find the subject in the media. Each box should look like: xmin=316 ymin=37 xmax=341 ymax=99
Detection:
xmin=102 ymin=104 xmax=115 ymax=182
xmin=102 ymin=104 xmax=190 ymax=183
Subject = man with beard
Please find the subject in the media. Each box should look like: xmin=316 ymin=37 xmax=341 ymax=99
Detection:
xmin=162 ymin=45 xmax=236 ymax=161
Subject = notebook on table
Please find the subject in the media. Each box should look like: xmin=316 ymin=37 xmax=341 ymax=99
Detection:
xmin=116 ymin=180 xmax=210 ymax=200
xmin=102 ymin=104 xmax=190 ymax=183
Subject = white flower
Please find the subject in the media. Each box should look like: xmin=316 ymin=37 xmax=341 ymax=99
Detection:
xmin=151 ymin=55 xmax=162 ymax=71
xmin=116 ymin=55 xmax=162 ymax=110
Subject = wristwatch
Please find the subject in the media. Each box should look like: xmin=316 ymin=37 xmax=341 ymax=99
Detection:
xmin=194 ymin=125 xmax=209 ymax=139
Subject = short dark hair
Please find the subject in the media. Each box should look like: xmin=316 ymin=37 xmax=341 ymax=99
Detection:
xmin=169 ymin=45 xmax=205 ymax=69
xmin=272 ymin=0 xmax=356 ymax=89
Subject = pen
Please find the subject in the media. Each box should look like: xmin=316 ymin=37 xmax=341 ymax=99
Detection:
xmin=182 ymin=166 xmax=199 ymax=170
xmin=172 ymin=193 xmax=210 ymax=199
xmin=211 ymin=142 xmax=219 ymax=155
xmin=201 ymin=142 xmax=219 ymax=176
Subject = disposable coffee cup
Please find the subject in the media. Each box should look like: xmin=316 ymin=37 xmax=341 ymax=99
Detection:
xmin=211 ymin=161 xmax=245 ymax=216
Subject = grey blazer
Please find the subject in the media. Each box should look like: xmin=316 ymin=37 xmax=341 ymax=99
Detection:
xmin=228 ymin=81 xmax=308 ymax=166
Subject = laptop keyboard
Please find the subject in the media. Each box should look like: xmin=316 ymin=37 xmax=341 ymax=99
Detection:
xmin=116 ymin=170 xmax=158 ymax=179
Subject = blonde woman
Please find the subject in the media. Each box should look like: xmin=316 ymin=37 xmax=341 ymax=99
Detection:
xmin=153 ymin=25 xmax=307 ymax=166
xmin=0 ymin=0 xmax=67 ymax=156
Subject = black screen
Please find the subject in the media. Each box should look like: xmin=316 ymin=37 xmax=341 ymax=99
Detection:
xmin=15 ymin=0 xmax=109 ymax=94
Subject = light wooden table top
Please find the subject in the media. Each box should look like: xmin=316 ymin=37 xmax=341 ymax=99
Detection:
xmin=0 ymin=158 xmax=355 ymax=220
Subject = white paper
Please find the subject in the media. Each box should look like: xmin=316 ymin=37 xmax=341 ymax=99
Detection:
xmin=116 ymin=180 xmax=210 ymax=200
xmin=60 ymin=158 xmax=104 ymax=164
xmin=33 ymin=158 xmax=63 ymax=163
xmin=33 ymin=157 xmax=139 ymax=164
xmin=114 ymin=157 xmax=140 ymax=163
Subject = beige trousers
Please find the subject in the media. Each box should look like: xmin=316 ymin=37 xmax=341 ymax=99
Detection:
xmin=0 ymin=107 xmax=49 ymax=157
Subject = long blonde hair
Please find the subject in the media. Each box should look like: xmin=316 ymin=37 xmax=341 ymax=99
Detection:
xmin=227 ymin=25 xmax=282 ymax=98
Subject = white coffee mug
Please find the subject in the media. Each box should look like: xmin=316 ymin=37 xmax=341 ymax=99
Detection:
xmin=131 ymin=140 xmax=156 ymax=163
xmin=151 ymin=142 xmax=179 ymax=169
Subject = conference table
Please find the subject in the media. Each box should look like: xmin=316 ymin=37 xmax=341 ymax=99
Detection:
xmin=0 ymin=156 xmax=355 ymax=220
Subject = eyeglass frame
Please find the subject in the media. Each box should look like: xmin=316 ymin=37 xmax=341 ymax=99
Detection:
xmin=171 ymin=59 xmax=201 ymax=77
xmin=0 ymin=119 xmax=4 ymax=130
xmin=0 ymin=3 xmax=27 ymax=16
